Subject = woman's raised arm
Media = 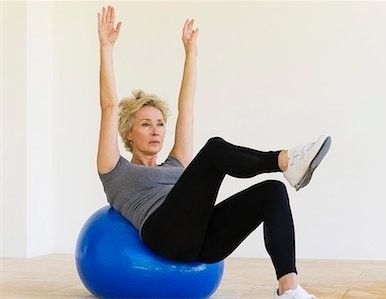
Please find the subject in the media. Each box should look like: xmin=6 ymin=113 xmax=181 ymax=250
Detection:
xmin=97 ymin=6 xmax=122 ymax=174
xmin=169 ymin=19 xmax=199 ymax=167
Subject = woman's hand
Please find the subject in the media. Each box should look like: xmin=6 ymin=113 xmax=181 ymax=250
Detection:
xmin=98 ymin=6 xmax=122 ymax=48
xmin=182 ymin=19 xmax=199 ymax=56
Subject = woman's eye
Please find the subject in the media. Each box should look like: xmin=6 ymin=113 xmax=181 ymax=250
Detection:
xmin=158 ymin=123 xmax=165 ymax=127
xmin=142 ymin=123 xmax=150 ymax=127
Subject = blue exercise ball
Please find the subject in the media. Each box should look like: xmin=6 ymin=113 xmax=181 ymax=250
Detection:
xmin=76 ymin=206 xmax=224 ymax=298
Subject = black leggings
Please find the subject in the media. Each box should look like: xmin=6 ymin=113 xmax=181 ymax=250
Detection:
xmin=141 ymin=137 xmax=297 ymax=279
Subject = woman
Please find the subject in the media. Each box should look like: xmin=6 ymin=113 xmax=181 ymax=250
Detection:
xmin=97 ymin=6 xmax=331 ymax=299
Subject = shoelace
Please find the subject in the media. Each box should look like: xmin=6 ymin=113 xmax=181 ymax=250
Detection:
xmin=292 ymin=142 xmax=315 ymax=159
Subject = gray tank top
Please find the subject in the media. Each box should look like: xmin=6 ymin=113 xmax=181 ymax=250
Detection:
xmin=99 ymin=155 xmax=185 ymax=231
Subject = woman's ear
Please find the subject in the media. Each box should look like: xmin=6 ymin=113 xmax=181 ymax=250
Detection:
xmin=125 ymin=131 xmax=132 ymax=141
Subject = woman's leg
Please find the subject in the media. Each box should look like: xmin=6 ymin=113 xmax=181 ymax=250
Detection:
xmin=141 ymin=135 xmax=326 ymax=297
xmin=141 ymin=137 xmax=281 ymax=261
xmin=197 ymin=180 xmax=297 ymax=280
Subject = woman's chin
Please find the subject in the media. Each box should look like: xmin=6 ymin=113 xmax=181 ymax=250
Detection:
xmin=148 ymin=145 xmax=162 ymax=155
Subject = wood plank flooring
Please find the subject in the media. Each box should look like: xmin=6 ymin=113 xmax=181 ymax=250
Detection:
xmin=1 ymin=255 xmax=385 ymax=298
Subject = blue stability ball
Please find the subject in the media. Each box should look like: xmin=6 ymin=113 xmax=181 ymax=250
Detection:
xmin=76 ymin=206 xmax=224 ymax=298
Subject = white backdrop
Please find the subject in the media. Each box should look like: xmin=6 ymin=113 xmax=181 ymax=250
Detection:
xmin=2 ymin=1 xmax=386 ymax=259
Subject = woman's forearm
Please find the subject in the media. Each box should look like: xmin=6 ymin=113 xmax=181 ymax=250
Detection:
xmin=178 ymin=53 xmax=197 ymax=112
xmin=100 ymin=45 xmax=119 ymax=110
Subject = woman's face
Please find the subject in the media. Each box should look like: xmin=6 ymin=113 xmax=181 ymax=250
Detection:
xmin=127 ymin=105 xmax=166 ymax=156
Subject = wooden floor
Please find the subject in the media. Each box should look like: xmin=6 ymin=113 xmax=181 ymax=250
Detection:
xmin=1 ymin=254 xmax=386 ymax=298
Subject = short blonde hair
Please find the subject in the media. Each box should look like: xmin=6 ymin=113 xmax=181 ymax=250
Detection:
xmin=118 ymin=90 xmax=169 ymax=152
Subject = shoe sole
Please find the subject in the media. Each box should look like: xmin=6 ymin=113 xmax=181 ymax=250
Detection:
xmin=295 ymin=136 xmax=332 ymax=191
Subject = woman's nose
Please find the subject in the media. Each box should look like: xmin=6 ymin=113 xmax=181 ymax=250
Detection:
xmin=151 ymin=125 xmax=159 ymax=135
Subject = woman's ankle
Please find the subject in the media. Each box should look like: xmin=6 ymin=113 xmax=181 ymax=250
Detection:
xmin=278 ymin=150 xmax=288 ymax=172
xmin=278 ymin=272 xmax=298 ymax=295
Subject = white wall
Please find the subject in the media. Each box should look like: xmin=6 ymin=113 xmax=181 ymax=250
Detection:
xmin=2 ymin=1 xmax=386 ymax=260
xmin=26 ymin=1 xmax=54 ymax=257
xmin=1 ymin=1 xmax=53 ymax=257
xmin=1 ymin=1 xmax=27 ymax=257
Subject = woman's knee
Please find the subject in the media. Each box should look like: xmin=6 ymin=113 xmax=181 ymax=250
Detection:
xmin=201 ymin=137 xmax=227 ymax=154
xmin=206 ymin=136 xmax=225 ymax=147
xmin=259 ymin=180 xmax=286 ymax=190
xmin=259 ymin=180 xmax=289 ymax=201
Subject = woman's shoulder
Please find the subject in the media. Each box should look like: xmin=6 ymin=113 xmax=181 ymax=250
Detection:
xmin=161 ymin=156 xmax=185 ymax=168
xmin=99 ymin=155 xmax=131 ymax=179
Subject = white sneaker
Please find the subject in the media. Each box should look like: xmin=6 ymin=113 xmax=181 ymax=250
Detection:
xmin=274 ymin=285 xmax=317 ymax=299
xmin=283 ymin=135 xmax=331 ymax=191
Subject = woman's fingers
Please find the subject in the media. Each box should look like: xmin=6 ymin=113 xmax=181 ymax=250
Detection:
xmin=100 ymin=6 xmax=115 ymax=25
xmin=116 ymin=22 xmax=122 ymax=36
xmin=111 ymin=6 xmax=115 ymax=24
xmin=188 ymin=19 xmax=195 ymax=33
xmin=183 ymin=19 xmax=189 ymax=36
xmin=190 ymin=28 xmax=199 ymax=41
xmin=102 ymin=6 xmax=106 ymax=24
xmin=97 ymin=12 xmax=101 ymax=28
xmin=106 ymin=6 xmax=111 ymax=23
xmin=98 ymin=6 xmax=121 ymax=46
xmin=183 ymin=19 xmax=198 ymax=41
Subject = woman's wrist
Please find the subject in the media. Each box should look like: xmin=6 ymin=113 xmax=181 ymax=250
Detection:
xmin=100 ymin=44 xmax=114 ymax=51
xmin=185 ymin=51 xmax=197 ymax=59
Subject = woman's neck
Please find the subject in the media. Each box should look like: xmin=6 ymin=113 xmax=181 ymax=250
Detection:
xmin=131 ymin=154 xmax=158 ymax=166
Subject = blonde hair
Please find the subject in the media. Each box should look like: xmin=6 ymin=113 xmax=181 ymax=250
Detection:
xmin=118 ymin=90 xmax=169 ymax=152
